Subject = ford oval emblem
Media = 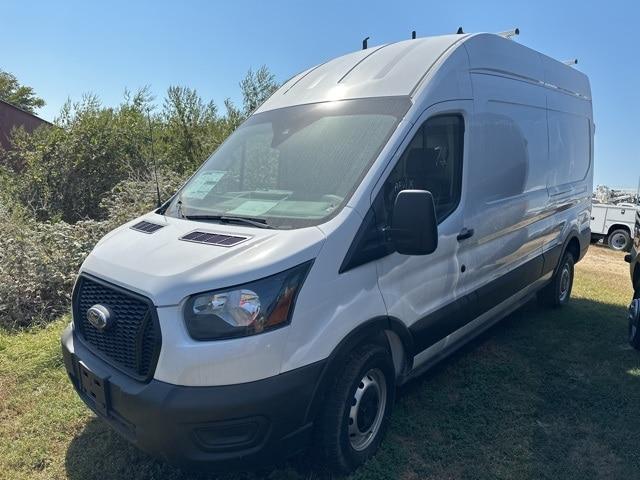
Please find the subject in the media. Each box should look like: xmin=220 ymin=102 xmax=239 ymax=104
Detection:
xmin=87 ymin=305 xmax=113 ymax=331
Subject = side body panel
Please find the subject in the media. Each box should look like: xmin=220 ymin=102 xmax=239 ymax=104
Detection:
xmin=374 ymin=101 xmax=471 ymax=356
xmin=406 ymin=35 xmax=593 ymax=369
xmin=598 ymin=205 xmax=639 ymax=235
xmin=539 ymin=53 xmax=593 ymax=259
xmin=457 ymin=36 xmax=550 ymax=299
xmin=590 ymin=204 xmax=608 ymax=235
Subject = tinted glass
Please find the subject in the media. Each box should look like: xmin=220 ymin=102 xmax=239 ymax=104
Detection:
xmin=381 ymin=114 xmax=464 ymax=224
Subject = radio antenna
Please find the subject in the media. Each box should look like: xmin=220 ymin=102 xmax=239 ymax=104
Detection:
xmin=147 ymin=109 xmax=162 ymax=208
xmin=362 ymin=36 xmax=370 ymax=50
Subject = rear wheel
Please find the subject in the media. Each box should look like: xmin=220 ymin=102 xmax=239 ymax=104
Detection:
xmin=315 ymin=343 xmax=395 ymax=474
xmin=608 ymin=229 xmax=632 ymax=251
xmin=538 ymin=251 xmax=575 ymax=308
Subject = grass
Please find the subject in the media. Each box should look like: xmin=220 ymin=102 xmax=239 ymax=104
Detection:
xmin=1 ymin=246 xmax=639 ymax=480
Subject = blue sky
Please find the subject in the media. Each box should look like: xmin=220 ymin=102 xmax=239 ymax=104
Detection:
xmin=3 ymin=0 xmax=639 ymax=188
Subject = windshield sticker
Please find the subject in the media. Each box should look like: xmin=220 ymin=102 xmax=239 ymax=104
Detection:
xmin=228 ymin=200 xmax=279 ymax=216
xmin=183 ymin=171 xmax=226 ymax=199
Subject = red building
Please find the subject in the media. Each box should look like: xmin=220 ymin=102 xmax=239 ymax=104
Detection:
xmin=0 ymin=99 xmax=50 ymax=150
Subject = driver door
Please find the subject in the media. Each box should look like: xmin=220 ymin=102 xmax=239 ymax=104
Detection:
xmin=374 ymin=102 xmax=470 ymax=362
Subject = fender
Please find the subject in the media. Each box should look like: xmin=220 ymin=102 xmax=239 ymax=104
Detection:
xmin=543 ymin=228 xmax=585 ymax=277
xmin=303 ymin=316 xmax=414 ymax=424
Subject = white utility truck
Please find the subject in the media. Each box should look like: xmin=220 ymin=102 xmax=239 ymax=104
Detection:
xmin=591 ymin=202 xmax=640 ymax=251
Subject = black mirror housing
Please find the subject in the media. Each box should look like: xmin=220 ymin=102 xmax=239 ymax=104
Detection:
xmin=391 ymin=190 xmax=438 ymax=255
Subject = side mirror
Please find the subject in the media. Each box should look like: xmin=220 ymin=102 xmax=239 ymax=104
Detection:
xmin=391 ymin=190 xmax=438 ymax=255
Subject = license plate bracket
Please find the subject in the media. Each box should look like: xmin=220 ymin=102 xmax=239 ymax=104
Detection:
xmin=78 ymin=361 xmax=109 ymax=416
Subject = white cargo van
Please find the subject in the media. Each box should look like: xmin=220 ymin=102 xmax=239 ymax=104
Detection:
xmin=61 ymin=32 xmax=593 ymax=473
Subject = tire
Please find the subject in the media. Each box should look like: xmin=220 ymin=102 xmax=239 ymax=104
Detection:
xmin=630 ymin=290 xmax=640 ymax=350
xmin=538 ymin=251 xmax=575 ymax=308
xmin=608 ymin=229 xmax=632 ymax=252
xmin=629 ymin=299 xmax=640 ymax=350
xmin=315 ymin=343 xmax=396 ymax=474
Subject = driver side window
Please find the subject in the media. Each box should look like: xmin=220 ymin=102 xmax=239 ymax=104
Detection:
xmin=381 ymin=114 xmax=464 ymax=224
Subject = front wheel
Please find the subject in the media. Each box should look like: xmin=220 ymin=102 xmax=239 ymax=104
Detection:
xmin=538 ymin=252 xmax=575 ymax=308
xmin=608 ymin=229 xmax=632 ymax=252
xmin=315 ymin=344 xmax=395 ymax=474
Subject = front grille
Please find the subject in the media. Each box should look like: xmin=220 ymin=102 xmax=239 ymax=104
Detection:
xmin=73 ymin=275 xmax=161 ymax=381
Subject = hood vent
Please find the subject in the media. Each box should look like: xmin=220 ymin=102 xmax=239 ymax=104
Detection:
xmin=180 ymin=231 xmax=248 ymax=247
xmin=130 ymin=220 xmax=165 ymax=234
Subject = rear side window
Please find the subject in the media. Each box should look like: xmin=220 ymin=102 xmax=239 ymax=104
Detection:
xmin=381 ymin=114 xmax=464 ymax=223
xmin=548 ymin=112 xmax=591 ymax=186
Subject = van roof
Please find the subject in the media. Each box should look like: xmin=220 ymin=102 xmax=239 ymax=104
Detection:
xmin=257 ymin=33 xmax=591 ymax=113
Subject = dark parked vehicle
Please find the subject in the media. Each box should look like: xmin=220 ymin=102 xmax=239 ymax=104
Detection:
xmin=627 ymin=210 xmax=640 ymax=349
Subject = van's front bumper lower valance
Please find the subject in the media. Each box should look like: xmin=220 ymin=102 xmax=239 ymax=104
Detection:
xmin=61 ymin=325 xmax=325 ymax=469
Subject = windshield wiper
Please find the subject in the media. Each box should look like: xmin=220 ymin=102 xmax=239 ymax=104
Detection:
xmin=184 ymin=214 xmax=271 ymax=229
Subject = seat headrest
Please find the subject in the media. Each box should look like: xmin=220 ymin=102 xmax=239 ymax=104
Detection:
xmin=406 ymin=147 xmax=440 ymax=178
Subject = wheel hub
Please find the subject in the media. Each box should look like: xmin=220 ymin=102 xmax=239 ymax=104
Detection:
xmin=348 ymin=368 xmax=387 ymax=451
xmin=611 ymin=233 xmax=627 ymax=250
xmin=559 ymin=264 xmax=571 ymax=302
xmin=357 ymin=388 xmax=379 ymax=432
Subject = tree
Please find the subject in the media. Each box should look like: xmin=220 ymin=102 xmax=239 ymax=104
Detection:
xmin=0 ymin=69 xmax=45 ymax=113
xmin=160 ymin=86 xmax=220 ymax=173
xmin=240 ymin=65 xmax=279 ymax=115
xmin=1 ymin=91 xmax=154 ymax=222
xmin=0 ymin=67 xmax=281 ymax=222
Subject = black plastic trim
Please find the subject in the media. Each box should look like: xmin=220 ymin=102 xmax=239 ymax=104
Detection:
xmin=61 ymin=327 xmax=324 ymax=469
xmin=130 ymin=220 xmax=165 ymax=234
xmin=409 ymin=253 xmax=545 ymax=352
xmin=72 ymin=273 xmax=162 ymax=383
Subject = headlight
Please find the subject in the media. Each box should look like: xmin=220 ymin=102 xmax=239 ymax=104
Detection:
xmin=184 ymin=261 xmax=313 ymax=340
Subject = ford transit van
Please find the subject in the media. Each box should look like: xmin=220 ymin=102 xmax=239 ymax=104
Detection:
xmin=61 ymin=32 xmax=594 ymax=473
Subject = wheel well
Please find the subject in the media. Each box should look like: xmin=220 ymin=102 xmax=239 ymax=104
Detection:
xmin=304 ymin=317 xmax=413 ymax=424
xmin=607 ymin=224 xmax=631 ymax=236
xmin=566 ymin=236 xmax=580 ymax=262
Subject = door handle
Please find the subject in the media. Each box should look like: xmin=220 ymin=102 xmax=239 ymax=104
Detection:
xmin=457 ymin=228 xmax=475 ymax=241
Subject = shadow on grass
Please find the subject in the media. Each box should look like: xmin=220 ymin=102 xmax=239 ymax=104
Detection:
xmin=64 ymin=417 xmax=312 ymax=480
xmin=65 ymin=297 xmax=640 ymax=480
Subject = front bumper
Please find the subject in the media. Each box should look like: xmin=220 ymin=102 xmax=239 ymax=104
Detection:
xmin=61 ymin=325 xmax=324 ymax=469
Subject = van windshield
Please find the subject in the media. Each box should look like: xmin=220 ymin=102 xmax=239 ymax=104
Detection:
xmin=165 ymin=97 xmax=411 ymax=229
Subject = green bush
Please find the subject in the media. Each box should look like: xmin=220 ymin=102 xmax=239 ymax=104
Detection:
xmin=0 ymin=66 xmax=278 ymax=329
xmin=0 ymin=67 xmax=278 ymax=224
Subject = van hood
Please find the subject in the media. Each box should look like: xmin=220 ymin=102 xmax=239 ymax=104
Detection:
xmin=80 ymin=214 xmax=326 ymax=306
